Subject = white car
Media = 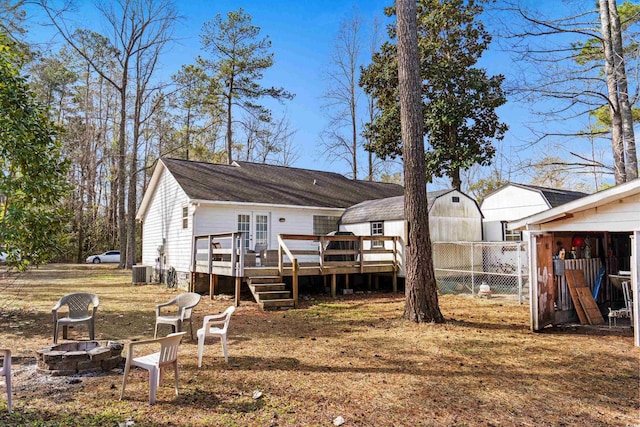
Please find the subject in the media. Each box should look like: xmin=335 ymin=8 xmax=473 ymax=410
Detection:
xmin=86 ymin=250 xmax=120 ymax=264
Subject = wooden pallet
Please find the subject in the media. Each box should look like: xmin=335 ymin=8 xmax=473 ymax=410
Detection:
xmin=565 ymin=269 xmax=604 ymax=325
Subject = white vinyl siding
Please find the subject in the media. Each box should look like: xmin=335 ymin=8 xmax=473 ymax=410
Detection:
xmin=140 ymin=168 xmax=192 ymax=273
xmin=481 ymin=186 xmax=550 ymax=241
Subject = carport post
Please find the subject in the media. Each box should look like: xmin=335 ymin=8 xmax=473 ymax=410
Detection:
xmin=632 ymin=231 xmax=639 ymax=347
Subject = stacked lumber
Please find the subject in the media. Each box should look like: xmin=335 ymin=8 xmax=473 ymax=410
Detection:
xmin=565 ymin=269 xmax=604 ymax=325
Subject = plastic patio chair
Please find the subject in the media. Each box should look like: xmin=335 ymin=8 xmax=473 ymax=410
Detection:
xmin=120 ymin=332 xmax=186 ymax=405
xmin=154 ymin=292 xmax=201 ymax=340
xmin=52 ymin=293 xmax=99 ymax=344
xmin=197 ymin=306 xmax=235 ymax=367
xmin=0 ymin=349 xmax=11 ymax=412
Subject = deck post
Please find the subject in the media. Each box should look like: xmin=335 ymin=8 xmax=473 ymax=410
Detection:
xmin=345 ymin=274 xmax=349 ymax=289
xmin=209 ymin=274 xmax=218 ymax=300
xmin=190 ymin=272 xmax=195 ymax=292
xmin=374 ymin=274 xmax=379 ymax=290
xmin=359 ymin=236 xmax=364 ymax=274
xmin=319 ymin=236 xmax=325 ymax=273
xmin=292 ymin=259 xmax=299 ymax=308
xmin=331 ymin=274 xmax=337 ymax=297
xmin=392 ymin=271 xmax=398 ymax=293
xmin=234 ymin=277 xmax=241 ymax=307
xmin=368 ymin=273 xmax=372 ymax=290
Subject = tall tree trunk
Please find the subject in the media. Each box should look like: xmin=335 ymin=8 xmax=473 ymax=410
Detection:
xmin=226 ymin=82 xmax=233 ymax=164
xmin=118 ymin=77 xmax=128 ymax=268
xmin=396 ymin=0 xmax=444 ymax=323
xmin=351 ymin=87 xmax=357 ymax=180
xmin=608 ymin=0 xmax=637 ymax=180
xmin=599 ymin=0 xmax=626 ymax=184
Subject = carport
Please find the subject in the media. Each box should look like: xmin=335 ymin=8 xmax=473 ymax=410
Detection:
xmin=510 ymin=179 xmax=640 ymax=347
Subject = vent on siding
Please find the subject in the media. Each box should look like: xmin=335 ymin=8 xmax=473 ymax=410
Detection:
xmin=452 ymin=196 xmax=460 ymax=203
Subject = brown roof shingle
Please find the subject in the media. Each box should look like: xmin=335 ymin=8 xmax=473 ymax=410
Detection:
xmin=161 ymin=158 xmax=405 ymax=209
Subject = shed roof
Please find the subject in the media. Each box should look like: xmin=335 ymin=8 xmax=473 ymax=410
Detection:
xmin=510 ymin=178 xmax=640 ymax=231
xmin=482 ymin=183 xmax=588 ymax=208
xmin=151 ymin=158 xmax=404 ymax=210
xmin=340 ymin=189 xmax=454 ymax=224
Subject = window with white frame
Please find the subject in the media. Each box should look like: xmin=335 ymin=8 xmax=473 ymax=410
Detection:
xmin=502 ymin=221 xmax=521 ymax=241
xmin=371 ymin=221 xmax=384 ymax=248
xmin=313 ymin=215 xmax=340 ymax=235
xmin=182 ymin=206 xmax=188 ymax=229
xmin=237 ymin=214 xmax=250 ymax=249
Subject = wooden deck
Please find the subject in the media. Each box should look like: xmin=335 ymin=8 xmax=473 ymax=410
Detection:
xmin=190 ymin=232 xmax=401 ymax=310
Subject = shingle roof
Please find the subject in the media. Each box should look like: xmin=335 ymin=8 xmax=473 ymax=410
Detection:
xmin=505 ymin=183 xmax=588 ymax=208
xmin=160 ymin=158 xmax=404 ymax=209
xmin=340 ymin=189 xmax=453 ymax=224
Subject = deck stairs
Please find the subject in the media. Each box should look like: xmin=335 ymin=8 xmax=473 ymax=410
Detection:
xmin=247 ymin=276 xmax=295 ymax=310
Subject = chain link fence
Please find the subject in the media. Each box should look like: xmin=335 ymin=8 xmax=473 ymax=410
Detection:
xmin=433 ymin=241 xmax=529 ymax=304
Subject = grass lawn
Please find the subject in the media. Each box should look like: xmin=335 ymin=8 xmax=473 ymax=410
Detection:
xmin=0 ymin=264 xmax=638 ymax=426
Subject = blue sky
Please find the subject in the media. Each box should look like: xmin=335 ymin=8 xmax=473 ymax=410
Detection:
xmin=23 ymin=0 xmax=615 ymax=189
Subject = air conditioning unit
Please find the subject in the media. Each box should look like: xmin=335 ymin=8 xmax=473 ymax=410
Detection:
xmin=132 ymin=265 xmax=152 ymax=284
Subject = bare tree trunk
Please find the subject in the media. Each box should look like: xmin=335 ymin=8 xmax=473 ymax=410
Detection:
xmin=599 ymin=0 xmax=626 ymax=184
xmin=226 ymin=81 xmax=233 ymax=164
xmin=608 ymin=0 xmax=637 ymax=180
xmin=117 ymin=80 xmax=127 ymax=267
xmin=396 ymin=0 xmax=444 ymax=323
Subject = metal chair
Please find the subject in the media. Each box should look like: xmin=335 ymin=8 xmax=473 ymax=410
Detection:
xmin=154 ymin=292 xmax=201 ymax=340
xmin=608 ymin=280 xmax=633 ymax=327
xmin=52 ymin=293 xmax=99 ymax=344
xmin=0 ymin=349 xmax=11 ymax=412
xmin=622 ymin=281 xmax=633 ymax=322
xmin=197 ymin=306 xmax=235 ymax=367
xmin=120 ymin=332 xmax=185 ymax=405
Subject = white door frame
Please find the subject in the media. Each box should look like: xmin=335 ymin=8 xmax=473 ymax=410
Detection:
xmin=236 ymin=211 xmax=271 ymax=251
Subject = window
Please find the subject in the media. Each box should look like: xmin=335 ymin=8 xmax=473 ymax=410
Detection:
xmin=371 ymin=221 xmax=384 ymax=248
xmin=255 ymin=214 xmax=269 ymax=247
xmin=502 ymin=221 xmax=521 ymax=241
xmin=237 ymin=214 xmax=250 ymax=249
xmin=313 ymin=215 xmax=340 ymax=235
xmin=452 ymin=196 xmax=460 ymax=203
xmin=182 ymin=206 xmax=188 ymax=229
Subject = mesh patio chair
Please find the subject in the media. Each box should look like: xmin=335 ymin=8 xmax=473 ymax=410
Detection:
xmin=52 ymin=293 xmax=99 ymax=344
xmin=120 ymin=332 xmax=185 ymax=405
xmin=154 ymin=292 xmax=201 ymax=340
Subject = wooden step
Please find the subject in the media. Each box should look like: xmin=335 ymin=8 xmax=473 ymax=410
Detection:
xmin=260 ymin=298 xmax=295 ymax=310
xmin=256 ymin=290 xmax=291 ymax=300
xmin=249 ymin=283 xmax=287 ymax=292
xmin=247 ymin=276 xmax=282 ymax=284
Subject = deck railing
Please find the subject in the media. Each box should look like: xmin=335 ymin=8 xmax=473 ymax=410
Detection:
xmin=193 ymin=232 xmax=401 ymax=308
xmin=193 ymin=231 xmax=248 ymax=277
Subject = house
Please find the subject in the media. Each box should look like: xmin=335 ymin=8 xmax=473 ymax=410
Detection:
xmin=509 ymin=178 xmax=640 ymax=346
xmin=481 ymin=183 xmax=588 ymax=242
xmin=339 ymin=189 xmax=483 ymax=277
xmin=136 ymin=158 xmax=405 ymax=288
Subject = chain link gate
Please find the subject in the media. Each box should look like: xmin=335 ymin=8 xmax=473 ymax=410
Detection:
xmin=432 ymin=241 xmax=529 ymax=304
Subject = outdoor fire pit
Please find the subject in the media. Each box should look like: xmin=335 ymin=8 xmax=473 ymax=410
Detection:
xmin=35 ymin=340 xmax=123 ymax=376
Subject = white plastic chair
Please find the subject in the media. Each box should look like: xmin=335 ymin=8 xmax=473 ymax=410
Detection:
xmin=120 ymin=332 xmax=185 ymax=405
xmin=154 ymin=293 xmax=201 ymax=340
xmin=52 ymin=293 xmax=99 ymax=344
xmin=197 ymin=306 xmax=235 ymax=367
xmin=0 ymin=349 xmax=11 ymax=412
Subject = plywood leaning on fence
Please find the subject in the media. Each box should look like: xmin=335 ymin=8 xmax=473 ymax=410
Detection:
xmin=565 ymin=269 xmax=604 ymax=325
